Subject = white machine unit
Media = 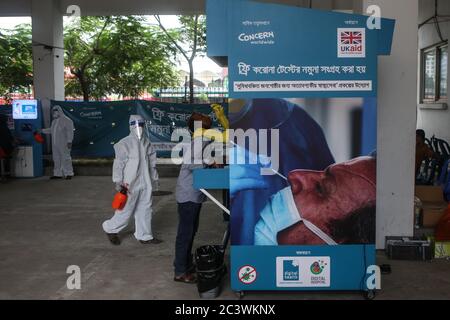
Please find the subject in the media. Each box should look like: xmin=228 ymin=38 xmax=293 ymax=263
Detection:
xmin=11 ymin=146 xmax=34 ymax=177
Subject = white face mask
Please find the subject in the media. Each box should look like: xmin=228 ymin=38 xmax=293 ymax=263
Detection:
xmin=255 ymin=187 xmax=338 ymax=246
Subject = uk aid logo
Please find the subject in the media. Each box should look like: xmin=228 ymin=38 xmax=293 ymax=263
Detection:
xmin=337 ymin=28 xmax=366 ymax=58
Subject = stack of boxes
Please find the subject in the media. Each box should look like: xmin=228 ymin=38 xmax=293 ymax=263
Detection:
xmin=415 ymin=186 xmax=450 ymax=259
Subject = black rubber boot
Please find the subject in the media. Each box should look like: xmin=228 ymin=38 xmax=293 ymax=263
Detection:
xmin=139 ymin=238 xmax=163 ymax=245
xmin=106 ymin=233 xmax=121 ymax=245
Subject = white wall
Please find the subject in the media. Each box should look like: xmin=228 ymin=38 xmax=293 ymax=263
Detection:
xmin=360 ymin=0 xmax=418 ymax=248
xmin=417 ymin=0 xmax=450 ymax=143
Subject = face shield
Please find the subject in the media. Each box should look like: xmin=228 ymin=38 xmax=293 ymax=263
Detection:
xmin=129 ymin=119 xmax=145 ymax=140
xmin=52 ymin=107 xmax=61 ymax=119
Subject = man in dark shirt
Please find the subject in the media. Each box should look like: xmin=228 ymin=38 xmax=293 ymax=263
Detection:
xmin=173 ymin=113 xmax=213 ymax=283
xmin=415 ymin=129 xmax=434 ymax=175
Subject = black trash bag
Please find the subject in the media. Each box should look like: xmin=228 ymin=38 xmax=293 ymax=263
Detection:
xmin=195 ymin=245 xmax=227 ymax=299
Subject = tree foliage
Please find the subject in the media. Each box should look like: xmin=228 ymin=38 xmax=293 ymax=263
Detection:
xmin=0 ymin=24 xmax=33 ymax=100
xmin=155 ymin=15 xmax=206 ymax=103
xmin=65 ymin=16 xmax=179 ymax=101
xmin=0 ymin=17 xmax=182 ymax=102
xmin=177 ymin=15 xmax=206 ymax=58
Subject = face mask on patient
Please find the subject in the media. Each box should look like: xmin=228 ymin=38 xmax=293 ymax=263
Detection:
xmin=255 ymin=187 xmax=338 ymax=245
xmin=254 ymin=157 xmax=377 ymax=246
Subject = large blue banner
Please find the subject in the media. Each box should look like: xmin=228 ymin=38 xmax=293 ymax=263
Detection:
xmin=206 ymin=0 xmax=394 ymax=293
xmin=51 ymin=100 xmax=227 ymax=158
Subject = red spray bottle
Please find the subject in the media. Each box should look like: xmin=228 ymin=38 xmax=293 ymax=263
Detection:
xmin=33 ymin=131 xmax=45 ymax=144
xmin=112 ymin=186 xmax=128 ymax=210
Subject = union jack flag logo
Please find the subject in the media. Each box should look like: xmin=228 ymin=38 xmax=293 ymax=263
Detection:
xmin=340 ymin=31 xmax=363 ymax=45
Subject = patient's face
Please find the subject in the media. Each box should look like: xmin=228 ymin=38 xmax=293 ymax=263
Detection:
xmin=278 ymin=157 xmax=376 ymax=245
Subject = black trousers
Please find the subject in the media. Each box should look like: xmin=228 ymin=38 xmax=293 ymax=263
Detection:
xmin=174 ymin=201 xmax=202 ymax=276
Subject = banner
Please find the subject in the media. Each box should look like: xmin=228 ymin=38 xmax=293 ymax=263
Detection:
xmin=137 ymin=100 xmax=227 ymax=157
xmin=207 ymin=0 xmax=394 ymax=98
xmin=206 ymin=0 xmax=394 ymax=292
xmin=51 ymin=100 xmax=227 ymax=158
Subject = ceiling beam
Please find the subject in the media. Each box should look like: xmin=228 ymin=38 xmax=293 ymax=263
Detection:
xmin=0 ymin=0 xmax=355 ymax=17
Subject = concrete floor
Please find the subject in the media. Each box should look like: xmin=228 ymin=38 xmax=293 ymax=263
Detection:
xmin=0 ymin=176 xmax=449 ymax=300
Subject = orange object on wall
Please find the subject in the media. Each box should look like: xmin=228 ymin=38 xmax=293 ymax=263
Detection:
xmin=435 ymin=204 xmax=450 ymax=241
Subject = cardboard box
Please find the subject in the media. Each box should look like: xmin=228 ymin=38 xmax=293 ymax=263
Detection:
xmin=415 ymin=186 xmax=447 ymax=228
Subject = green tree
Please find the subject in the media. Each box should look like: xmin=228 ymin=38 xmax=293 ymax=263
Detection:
xmin=64 ymin=16 xmax=179 ymax=101
xmin=0 ymin=24 xmax=33 ymax=101
xmin=154 ymin=15 xmax=206 ymax=103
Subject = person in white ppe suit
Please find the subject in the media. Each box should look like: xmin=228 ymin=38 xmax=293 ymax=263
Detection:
xmin=42 ymin=105 xmax=74 ymax=180
xmin=102 ymin=114 xmax=162 ymax=245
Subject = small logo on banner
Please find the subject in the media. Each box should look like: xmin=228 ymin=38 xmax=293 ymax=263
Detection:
xmin=276 ymin=257 xmax=330 ymax=287
xmin=283 ymin=260 xmax=300 ymax=281
xmin=238 ymin=265 xmax=257 ymax=284
xmin=79 ymin=111 xmax=103 ymax=119
xmin=337 ymin=28 xmax=366 ymax=58
xmin=310 ymin=260 xmax=326 ymax=275
xmin=238 ymin=31 xmax=275 ymax=45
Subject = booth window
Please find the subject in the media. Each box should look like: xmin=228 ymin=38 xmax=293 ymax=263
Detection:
xmin=420 ymin=42 xmax=448 ymax=108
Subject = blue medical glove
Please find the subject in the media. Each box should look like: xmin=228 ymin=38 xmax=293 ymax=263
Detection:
xmin=229 ymin=145 xmax=270 ymax=197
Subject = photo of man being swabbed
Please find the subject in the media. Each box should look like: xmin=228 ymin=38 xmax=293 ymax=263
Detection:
xmin=256 ymin=156 xmax=376 ymax=245
xmin=229 ymin=98 xmax=376 ymax=246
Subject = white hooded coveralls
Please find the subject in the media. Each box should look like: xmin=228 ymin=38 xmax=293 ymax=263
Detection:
xmin=42 ymin=105 xmax=74 ymax=177
xmin=102 ymin=115 xmax=159 ymax=241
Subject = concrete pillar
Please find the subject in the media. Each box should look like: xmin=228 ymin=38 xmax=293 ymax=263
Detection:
xmin=31 ymin=0 xmax=64 ymax=126
xmin=359 ymin=0 xmax=418 ymax=248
